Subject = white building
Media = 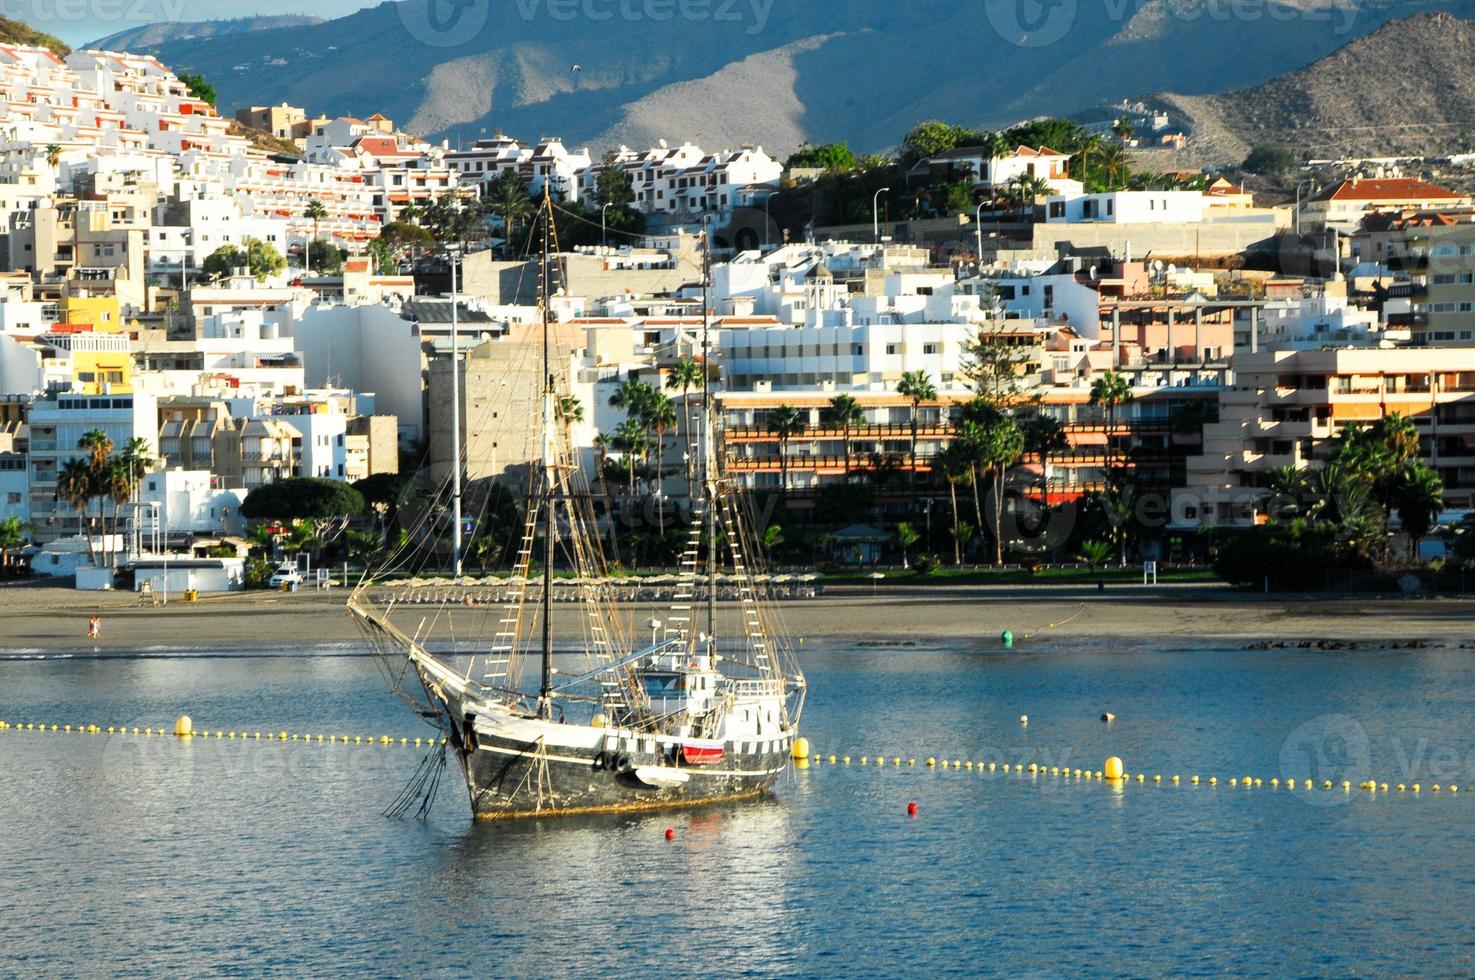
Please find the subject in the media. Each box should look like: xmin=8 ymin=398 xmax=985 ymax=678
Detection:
xmin=138 ymin=468 xmax=246 ymax=536
xmin=1045 ymin=190 xmax=1209 ymax=224
xmin=27 ymin=389 xmax=158 ymax=542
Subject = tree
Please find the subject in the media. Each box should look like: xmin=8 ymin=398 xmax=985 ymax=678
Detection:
xmin=1393 ymin=463 xmax=1445 ymax=560
xmin=240 ymin=477 xmax=364 ymax=523
xmin=58 ymin=457 xmax=99 ymax=566
xmin=937 ymin=442 xmax=974 ymax=564
xmin=785 ymin=142 xmax=857 ymax=172
xmin=1112 ymin=116 xmax=1135 ymax=145
xmin=1242 ymin=144 xmax=1296 ymax=178
xmin=1079 ymin=539 xmax=1112 ymax=572
xmin=896 ymin=370 xmax=938 ymax=490
xmin=486 ymin=170 xmax=534 ymax=253
xmin=1019 ymin=410 xmax=1067 ymax=501
xmin=665 ymin=356 xmax=705 ymax=483
xmin=901 ymin=120 xmax=982 ymax=165
xmin=45 ymin=143 xmax=61 ymax=167
xmin=0 ymin=514 xmax=24 ymax=571
xmin=306 ymin=239 xmax=346 ymax=276
xmin=304 ymin=199 xmax=328 ymax=276
xmin=365 ymin=238 xmax=394 ymax=276
xmin=202 ymin=238 xmax=285 ymax=282
xmin=821 ymin=394 xmax=866 ymax=481
xmin=645 ymin=395 xmax=678 ymax=532
xmin=977 ymin=412 xmax=1025 ymax=565
xmin=963 ymin=326 xmax=1031 ymax=403
xmin=379 ymin=221 xmax=434 ymax=263
xmin=594 ymin=151 xmax=635 ymax=209
xmin=178 ymin=71 xmax=216 ymax=105
xmin=894 ymin=521 xmax=920 ymax=570
xmin=610 ymin=417 xmax=650 ymax=500
xmin=1089 ymin=371 xmax=1134 ymax=478
xmin=1005 ymin=173 xmax=1051 ymax=211
xmin=767 ymin=404 xmax=807 ymax=498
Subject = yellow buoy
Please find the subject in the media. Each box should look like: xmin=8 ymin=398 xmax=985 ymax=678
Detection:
xmin=842 ymin=756 xmax=850 ymax=765
xmin=1104 ymin=757 xmax=1124 ymax=781
xmin=1271 ymin=778 xmax=1279 ymax=788
xmin=1171 ymin=775 xmax=1180 ymax=784
xmin=791 ymin=737 xmax=810 ymax=760
xmin=828 ymin=754 xmax=836 ymax=764
xmin=926 ymin=757 xmax=936 ymax=767
xmin=1209 ymin=777 xmax=1218 ymax=785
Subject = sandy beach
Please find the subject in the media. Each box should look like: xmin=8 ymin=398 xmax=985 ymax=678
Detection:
xmin=4 ymin=581 xmax=1474 ymax=654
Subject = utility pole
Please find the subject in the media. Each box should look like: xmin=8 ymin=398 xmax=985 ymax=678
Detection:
xmin=449 ymin=245 xmax=463 ymax=578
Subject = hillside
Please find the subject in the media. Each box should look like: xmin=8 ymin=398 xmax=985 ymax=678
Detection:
xmin=88 ymin=16 xmax=324 ymax=51
xmin=1162 ymin=10 xmax=1475 ymax=164
xmin=90 ymin=0 xmax=1475 ymax=155
xmin=0 ymin=14 xmax=69 ymax=57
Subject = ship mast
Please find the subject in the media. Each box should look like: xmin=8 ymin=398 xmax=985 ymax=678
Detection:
xmin=701 ymin=215 xmax=716 ymax=648
xmin=539 ymin=191 xmax=556 ymax=718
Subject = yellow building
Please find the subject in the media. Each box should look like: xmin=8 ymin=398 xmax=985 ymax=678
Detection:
xmin=49 ymin=296 xmax=131 ymax=394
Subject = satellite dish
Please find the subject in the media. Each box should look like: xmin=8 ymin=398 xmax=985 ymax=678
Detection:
xmin=1151 ymin=260 xmax=1165 ymax=272
xmin=658 ymin=138 xmax=668 ymax=149
xmin=1088 ymin=265 xmax=1097 ymax=279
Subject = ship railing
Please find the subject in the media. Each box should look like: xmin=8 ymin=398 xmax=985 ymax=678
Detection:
xmin=728 ymin=678 xmax=783 ymax=699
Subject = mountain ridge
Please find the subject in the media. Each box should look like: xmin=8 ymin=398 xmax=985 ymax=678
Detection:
xmin=77 ymin=0 xmax=1475 ymax=156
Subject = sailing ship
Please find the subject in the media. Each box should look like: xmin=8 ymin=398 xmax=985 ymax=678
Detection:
xmin=349 ymin=195 xmax=807 ymax=819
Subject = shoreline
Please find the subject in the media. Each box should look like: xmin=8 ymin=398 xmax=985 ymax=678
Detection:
xmin=5 ymin=582 xmax=1475 ymax=655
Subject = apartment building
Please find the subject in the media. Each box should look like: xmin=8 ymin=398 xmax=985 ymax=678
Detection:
xmin=27 ymin=388 xmax=158 ymax=542
xmin=1177 ymin=348 xmax=1475 ymax=527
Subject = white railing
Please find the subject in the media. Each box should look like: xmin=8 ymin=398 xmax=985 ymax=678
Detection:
xmin=728 ymin=679 xmax=783 ymax=699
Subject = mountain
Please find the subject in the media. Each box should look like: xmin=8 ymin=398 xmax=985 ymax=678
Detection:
xmin=1161 ymin=11 xmax=1475 ymax=164
xmin=102 ymin=0 xmax=1475 ymax=156
xmin=0 ymin=14 xmax=69 ymax=57
xmin=88 ymin=16 xmax=324 ymax=51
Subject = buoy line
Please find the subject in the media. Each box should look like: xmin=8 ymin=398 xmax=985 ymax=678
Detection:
xmin=0 ymin=723 xmax=1459 ymax=797
xmin=0 ymin=719 xmax=443 ymax=747
xmin=789 ymin=747 xmax=1460 ymax=797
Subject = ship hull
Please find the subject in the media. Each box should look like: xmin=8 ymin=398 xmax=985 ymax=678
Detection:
xmin=453 ymin=716 xmax=794 ymax=820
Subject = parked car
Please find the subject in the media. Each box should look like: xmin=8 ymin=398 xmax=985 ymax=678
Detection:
xmin=268 ymin=563 xmax=303 ymax=588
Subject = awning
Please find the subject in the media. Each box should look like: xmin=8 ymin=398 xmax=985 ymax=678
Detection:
xmin=1072 ymin=432 xmax=1109 ymax=447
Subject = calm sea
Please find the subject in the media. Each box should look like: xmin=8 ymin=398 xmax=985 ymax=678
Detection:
xmin=4 ymin=638 xmax=1475 ymax=977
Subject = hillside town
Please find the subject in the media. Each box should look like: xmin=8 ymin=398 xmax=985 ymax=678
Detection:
xmin=0 ymin=37 xmax=1472 ymax=593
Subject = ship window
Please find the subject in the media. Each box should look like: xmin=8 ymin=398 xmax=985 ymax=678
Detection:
xmin=644 ymin=673 xmax=681 ymax=697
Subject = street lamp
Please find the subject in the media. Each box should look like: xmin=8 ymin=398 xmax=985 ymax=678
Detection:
xmin=873 ymin=187 xmax=890 ymax=244
xmin=601 ymin=202 xmax=612 ymax=249
xmin=974 ymin=200 xmax=987 ymax=264
xmin=763 ymin=191 xmax=780 ymax=252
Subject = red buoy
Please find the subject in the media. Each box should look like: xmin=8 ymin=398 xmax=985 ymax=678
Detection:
xmin=907 ymin=802 xmax=918 ymax=817
xmin=664 ymin=828 xmax=676 ymax=840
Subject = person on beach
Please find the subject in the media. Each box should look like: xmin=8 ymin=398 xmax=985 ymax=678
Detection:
xmin=87 ymin=615 xmax=100 ymax=640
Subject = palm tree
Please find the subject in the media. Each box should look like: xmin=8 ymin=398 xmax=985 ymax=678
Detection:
xmin=76 ymin=429 xmax=114 ymax=563
xmin=58 ymin=457 xmax=99 ymax=565
xmin=896 ymin=370 xmax=938 ymax=490
xmin=555 ymin=394 xmax=584 ymax=439
xmin=767 ymin=404 xmax=806 ymax=498
xmin=487 ymin=172 xmax=533 ymax=255
xmin=610 ymin=377 xmax=655 ymax=421
xmin=0 ymin=514 xmax=24 ymax=572
xmin=304 ymin=199 xmax=328 ymax=276
xmin=645 ymin=396 xmax=678 ymax=533
xmin=1112 ymin=116 xmax=1135 ymax=146
xmin=45 ymin=143 xmax=62 ymax=167
xmin=612 ymin=418 xmax=650 ymax=501
xmin=978 ymin=413 xmax=1025 ymax=565
xmin=1006 ymin=174 xmax=1051 ymax=212
xmin=1019 ymin=410 xmax=1066 ymax=503
xmin=1393 ymin=463 xmax=1445 ymax=560
xmin=937 ymin=441 xmax=974 ymax=565
xmin=1089 ymin=371 xmax=1134 ymax=481
xmin=894 ymin=521 xmax=920 ymax=570
xmin=821 ymin=394 xmax=866 ymax=481
xmin=665 ymin=357 xmax=705 ymax=484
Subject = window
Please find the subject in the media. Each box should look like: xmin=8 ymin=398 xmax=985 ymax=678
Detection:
xmin=923 ymin=343 xmax=939 ymax=355
xmin=885 ymin=343 xmax=897 ymax=355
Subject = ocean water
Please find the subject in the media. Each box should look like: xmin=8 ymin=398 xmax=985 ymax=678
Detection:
xmin=4 ymin=638 xmax=1475 ymax=977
